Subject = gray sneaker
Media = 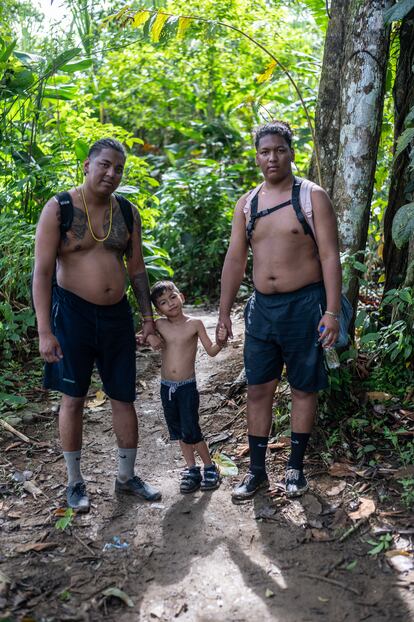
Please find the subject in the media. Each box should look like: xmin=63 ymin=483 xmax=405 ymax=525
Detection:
xmin=285 ymin=468 xmax=309 ymax=497
xmin=115 ymin=475 xmax=161 ymax=501
xmin=231 ymin=471 xmax=269 ymax=501
xmin=67 ymin=482 xmax=90 ymax=513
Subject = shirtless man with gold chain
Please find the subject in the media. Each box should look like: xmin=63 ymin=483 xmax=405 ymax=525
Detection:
xmin=33 ymin=138 xmax=161 ymax=511
xmin=216 ymin=121 xmax=341 ymax=499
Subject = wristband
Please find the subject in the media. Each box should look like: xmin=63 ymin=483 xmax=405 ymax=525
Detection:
xmin=324 ymin=311 xmax=339 ymax=321
xmin=142 ymin=316 xmax=154 ymax=323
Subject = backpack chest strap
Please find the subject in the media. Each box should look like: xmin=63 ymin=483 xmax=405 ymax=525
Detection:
xmin=246 ymin=195 xmax=291 ymax=240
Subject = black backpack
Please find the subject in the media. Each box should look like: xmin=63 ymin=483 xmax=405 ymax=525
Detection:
xmin=31 ymin=192 xmax=134 ymax=310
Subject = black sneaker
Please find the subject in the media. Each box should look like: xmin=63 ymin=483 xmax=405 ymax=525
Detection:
xmin=285 ymin=467 xmax=309 ymax=497
xmin=180 ymin=466 xmax=202 ymax=494
xmin=200 ymin=462 xmax=221 ymax=491
xmin=67 ymin=481 xmax=90 ymax=513
xmin=115 ymin=475 xmax=161 ymax=501
xmin=231 ymin=471 xmax=269 ymax=501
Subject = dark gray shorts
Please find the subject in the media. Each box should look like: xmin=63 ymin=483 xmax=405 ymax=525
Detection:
xmin=243 ymin=282 xmax=328 ymax=392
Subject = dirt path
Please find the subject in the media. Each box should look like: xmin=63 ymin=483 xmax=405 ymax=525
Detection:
xmin=0 ymin=309 xmax=413 ymax=621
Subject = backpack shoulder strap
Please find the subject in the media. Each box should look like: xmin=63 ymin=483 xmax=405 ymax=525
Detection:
xmin=115 ymin=193 xmax=134 ymax=234
xmin=55 ymin=191 xmax=74 ymax=239
xmin=291 ymin=177 xmax=316 ymax=244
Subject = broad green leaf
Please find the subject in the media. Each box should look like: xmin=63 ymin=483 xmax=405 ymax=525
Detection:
xmin=150 ymin=13 xmax=169 ymax=42
xmin=132 ymin=10 xmax=150 ymax=28
xmin=384 ymin=0 xmax=414 ymax=23
xmin=74 ymin=138 xmax=89 ymax=161
xmin=14 ymin=51 xmax=45 ymax=66
xmin=44 ymin=48 xmax=82 ymax=76
xmin=392 ymin=202 xmax=414 ymax=249
xmin=177 ymin=17 xmax=192 ymax=39
xmin=257 ymin=60 xmax=277 ymax=84
xmin=8 ymin=69 xmax=34 ymax=90
xmin=406 ymin=104 xmax=414 ymax=124
xmin=395 ymin=127 xmax=414 ymax=158
xmin=43 ymin=85 xmax=78 ymax=100
xmin=60 ymin=59 xmax=94 ymax=73
xmin=0 ymin=39 xmax=16 ymax=63
xmin=360 ymin=332 xmax=381 ymax=344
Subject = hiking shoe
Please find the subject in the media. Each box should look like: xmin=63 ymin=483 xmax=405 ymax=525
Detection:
xmin=200 ymin=462 xmax=221 ymax=491
xmin=231 ymin=471 xmax=269 ymax=501
xmin=285 ymin=468 xmax=309 ymax=497
xmin=115 ymin=475 xmax=161 ymax=501
xmin=180 ymin=466 xmax=202 ymax=494
xmin=67 ymin=482 xmax=90 ymax=513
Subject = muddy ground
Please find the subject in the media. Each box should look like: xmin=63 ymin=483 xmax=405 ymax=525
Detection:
xmin=0 ymin=309 xmax=413 ymax=621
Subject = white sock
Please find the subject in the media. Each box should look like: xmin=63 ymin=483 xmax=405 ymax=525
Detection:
xmin=63 ymin=450 xmax=83 ymax=485
xmin=117 ymin=448 xmax=137 ymax=483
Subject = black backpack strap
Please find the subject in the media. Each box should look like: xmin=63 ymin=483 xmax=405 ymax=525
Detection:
xmin=246 ymin=192 xmax=259 ymax=241
xmin=115 ymin=193 xmax=134 ymax=234
xmin=291 ymin=177 xmax=316 ymax=244
xmin=55 ymin=191 xmax=74 ymax=239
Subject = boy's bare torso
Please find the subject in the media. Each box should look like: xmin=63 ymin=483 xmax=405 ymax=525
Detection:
xmin=242 ymin=187 xmax=322 ymax=294
xmin=56 ymin=189 xmax=130 ymax=305
xmin=155 ymin=316 xmax=201 ymax=381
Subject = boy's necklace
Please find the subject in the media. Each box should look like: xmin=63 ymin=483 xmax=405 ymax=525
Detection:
xmin=79 ymin=186 xmax=113 ymax=242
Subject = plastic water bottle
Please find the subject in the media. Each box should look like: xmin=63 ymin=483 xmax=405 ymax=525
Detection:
xmin=320 ymin=326 xmax=340 ymax=369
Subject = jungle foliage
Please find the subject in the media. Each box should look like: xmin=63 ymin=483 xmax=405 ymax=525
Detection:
xmin=0 ymin=0 xmax=413 ymax=447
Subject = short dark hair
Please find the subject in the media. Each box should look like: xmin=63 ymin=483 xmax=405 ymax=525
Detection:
xmin=150 ymin=281 xmax=180 ymax=306
xmin=88 ymin=138 xmax=127 ymax=160
xmin=254 ymin=120 xmax=293 ymax=149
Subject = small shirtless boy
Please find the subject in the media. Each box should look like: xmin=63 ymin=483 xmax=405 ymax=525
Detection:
xmin=148 ymin=281 xmax=226 ymax=494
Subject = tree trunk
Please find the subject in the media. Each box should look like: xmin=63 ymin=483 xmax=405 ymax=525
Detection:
xmin=310 ymin=0 xmax=393 ymax=307
xmin=383 ymin=10 xmax=414 ymax=291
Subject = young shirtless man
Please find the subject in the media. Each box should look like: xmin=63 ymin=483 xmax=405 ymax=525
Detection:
xmin=216 ymin=121 xmax=341 ymax=499
xmin=148 ymin=281 xmax=226 ymax=493
xmin=33 ymin=137 xmax=161 ymax=512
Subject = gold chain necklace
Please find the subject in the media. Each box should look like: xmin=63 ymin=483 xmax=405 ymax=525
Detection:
xmin=79 ymin=186 xmax=113 ymax=243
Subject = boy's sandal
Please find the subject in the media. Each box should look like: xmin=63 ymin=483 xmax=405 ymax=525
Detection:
xmin=180 ymin=467 xmax=201 ymax=494
xmin=200 ymin=463 xmax=221 ymax=491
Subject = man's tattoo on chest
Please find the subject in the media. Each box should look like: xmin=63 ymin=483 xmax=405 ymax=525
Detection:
xmin=71 ymin=206 xmax=88 ymax=240
xmin=104 ymin=205 xmax=129 ymax=254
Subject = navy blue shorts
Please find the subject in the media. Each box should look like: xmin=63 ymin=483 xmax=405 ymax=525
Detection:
xmin=244 ymin=282 xmax=328 ymax=392
xmin=160 ymin=378 xmax=203 ymax=445
xmin=43 ymin=286 xmax=136 ymax=402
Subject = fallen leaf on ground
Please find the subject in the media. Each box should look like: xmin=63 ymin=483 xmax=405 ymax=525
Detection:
xmin=366 ymin=391 xmax=392 ymax=401
xmin=385 ymin=551 xmax=414 ymax=573
xmin=15 ymin=541 xmax=58 ymax=553
xmin=311 ymin=528 xmax=332 ymax=541
xmin=331 ymin=508 xmax=349 ymax=529
xmin=348 ymin=497 xmax=376 ymax=521
xmin=22 ymin=480 xmax=43 ymax=498
xmin=329 ymin=463 xmax=357 ymax=478
xmin=234 ymin=444 xmax=249 ymax=458
xmin=88 ymin=389 xmax=106 ymax=408
xmin=326 ymin=481 xmax=347 ymax=496
xmin=268 ymin=436 xmax=291 ymax=449
xmin=101 ymin=587 xmax=134 ymax=607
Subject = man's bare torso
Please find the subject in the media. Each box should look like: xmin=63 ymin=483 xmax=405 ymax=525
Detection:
xmin=56 ymin=189 xmax=130 ymax=305
xmin=243 ymin=186 xmax=322 ymax=294
xmin=156 ymin=316 xmax=200 ymax=381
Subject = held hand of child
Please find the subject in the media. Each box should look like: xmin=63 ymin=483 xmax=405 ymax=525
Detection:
xmin=217 ymin=325 xmax=228 ymax=344
xmin=146 ymin=333 xmax=163 ymax=351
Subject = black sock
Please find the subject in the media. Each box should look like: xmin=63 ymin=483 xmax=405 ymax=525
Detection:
xmin=248 ymin=435 xmax=268 ymax=476
xmin=288 ymin=432 xmax=310 ymax=470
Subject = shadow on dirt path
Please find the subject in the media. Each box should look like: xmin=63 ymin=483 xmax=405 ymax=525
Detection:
xmin=0 ymin=309 xmax=413 ymax=621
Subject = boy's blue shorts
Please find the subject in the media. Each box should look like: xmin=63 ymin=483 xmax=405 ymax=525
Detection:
xmin=160 ymin=378 xmax=203 ymax=445
xmin=43 ymin=286 xmax=136 ymax=402
xmin=244 ymin=282 xmax=328 ymax=393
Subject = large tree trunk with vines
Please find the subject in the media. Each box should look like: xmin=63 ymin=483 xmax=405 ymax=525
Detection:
xmin=310 ymin=0 xmax=393 ymax=307
xmin=383 ymin=10 xmax=414 ymax=291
